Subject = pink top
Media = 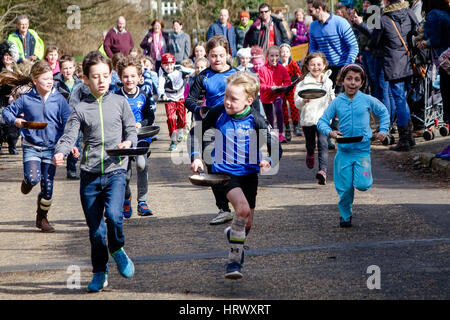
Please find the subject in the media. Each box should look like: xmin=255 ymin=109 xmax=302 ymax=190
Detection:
xmin=258 ymin=62 xmax=291 ymax=103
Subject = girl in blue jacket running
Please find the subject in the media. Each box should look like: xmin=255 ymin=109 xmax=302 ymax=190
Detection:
xmin=2 ymin=60 xmax=71 ymax=232
xmin=317 ymin=64 xmax=390 ymax=228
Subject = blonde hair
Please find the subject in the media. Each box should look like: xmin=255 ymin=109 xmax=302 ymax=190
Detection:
xmin=266 ymin=45 xmax=280 ymax=57
xmin=226 ymin=71 xmax=260 ymax=100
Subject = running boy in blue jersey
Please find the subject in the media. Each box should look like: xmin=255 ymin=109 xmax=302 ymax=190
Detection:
xmin=116 ymin=56 xmax=155 ymax=217
xmin=190 ymin=71 xmax=282 ymax=279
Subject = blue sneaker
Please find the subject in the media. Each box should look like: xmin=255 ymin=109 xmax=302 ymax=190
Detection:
xmin=225 ymin=261 xmax=243 ymax=280
xmin=169 ymin=142 xmax=177 ymax=151
xmin=87 ymin=272 xmax=108 ymax=292
xmin=123 ymin=197 xmax=132 ymax=219
xmin=112 ymin=248 xmax=135 ymax=278
xmin=137 ymin=202 xmax=153 ymax=216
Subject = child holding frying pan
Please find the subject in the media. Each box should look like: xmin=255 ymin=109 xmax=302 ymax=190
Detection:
xmin=317 ymin=64 xmax=389 ymax=228
xmin=294 ymin=52 xmax=335 ymax=185
xmin=2 ymin=60 xmax=71 ymax=233
xmin=189 ymin=71 xmax=282 ymax=280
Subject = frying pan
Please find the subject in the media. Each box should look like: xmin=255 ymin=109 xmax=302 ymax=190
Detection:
xmin=335 ymin=136 xmax=364 ymax=144
xmin=298 ymin=88 xmax=327 ymax=99
xmin=271 ymin=77 xmax=301 ymax=94
xmin=137 ymin=125 xmax=160 ymax=139
xmin=22 ymin=122 xmax=48 ymax=129
xmin=189 ymin=168 xmax=231 ymax=187
xmin=105 ymin=146 xmax=149 ymax=156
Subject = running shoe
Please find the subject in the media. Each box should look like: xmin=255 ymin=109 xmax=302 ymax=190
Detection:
xmin=340 ymin=216 xmax=352 ymax=228
xmin=209 ymin=209 xmax=233 ymax=225
xmin=169 ymin=142 xmax=177 ymax=151
xmin=316 ymin=170 xmax=327 ymax=185
xmin=305 ymin=153 xmax=315 ymax=169
xmin=123 ymin=197 xmax=132 ymax=218
xmin=225 ymin=261 xmax=243 ymax=280
xmin=87 ymin=272 xmax=108 ymax=292
xmin=112 ymin=248 xmax=135 ymax=278
xmin=137 ymin=201 xmax=153 ymax=216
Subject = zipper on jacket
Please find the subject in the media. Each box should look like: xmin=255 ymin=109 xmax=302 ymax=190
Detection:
xmin=93 ymin=93 xmax=106 ymax=175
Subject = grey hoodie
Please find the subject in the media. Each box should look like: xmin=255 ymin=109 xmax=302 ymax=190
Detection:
xmin=55 ymin=91 xmax=137 ymax=174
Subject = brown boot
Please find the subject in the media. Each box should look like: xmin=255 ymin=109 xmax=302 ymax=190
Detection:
xmin=36 ymin=196 xmax=55 ymax=233
xmin=36 ymin=210 xmax=55 ymax=233
xmin=408 ymin=121 xmax=416 ymax=147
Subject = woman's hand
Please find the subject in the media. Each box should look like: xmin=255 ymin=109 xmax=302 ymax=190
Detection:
xmin=71 ymin=147 xmax=80 ymax=159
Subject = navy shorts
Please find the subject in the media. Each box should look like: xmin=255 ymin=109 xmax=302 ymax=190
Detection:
xmin=216 ymin=172 xmax=258 ymax=209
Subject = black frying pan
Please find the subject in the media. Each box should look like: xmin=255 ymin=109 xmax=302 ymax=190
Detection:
xmin=137 ymin=126 xmax=160 ymax=139
xmin=106 ymin=146 xmax=149 ymax=156
xmin=335 ymin=136 xmax=364 ymax=144
xmin=189 ymin=168 xmax=231 ymax=187
xmin=298 ymin=88 xmax=327 ymax=99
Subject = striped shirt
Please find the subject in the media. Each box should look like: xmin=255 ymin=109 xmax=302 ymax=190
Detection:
xmin=309 ymin=14 xmax=359 ymax=67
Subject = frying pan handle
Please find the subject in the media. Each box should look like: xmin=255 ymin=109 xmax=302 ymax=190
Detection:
xmin=197 ymin=168 xmax=205 ymax=175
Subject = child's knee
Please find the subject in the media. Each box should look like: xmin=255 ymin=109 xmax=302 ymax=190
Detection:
xmin=355 ymin=181 xmax=372 ymax=192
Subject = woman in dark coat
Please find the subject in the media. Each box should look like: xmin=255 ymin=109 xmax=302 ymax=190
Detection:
xmin=140 ymin=19 xmax=170 ymax=73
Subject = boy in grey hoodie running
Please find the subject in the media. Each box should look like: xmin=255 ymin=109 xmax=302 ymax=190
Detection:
xmin=53 ymin=51 xmax=138 ymax=292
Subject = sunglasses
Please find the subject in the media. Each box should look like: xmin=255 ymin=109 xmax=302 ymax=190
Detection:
xmin=260 ymin=10 xmax=270 ymax=14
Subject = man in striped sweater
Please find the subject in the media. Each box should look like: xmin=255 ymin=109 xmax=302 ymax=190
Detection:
xmin=307 ymin=0 xmax=359 ymax=86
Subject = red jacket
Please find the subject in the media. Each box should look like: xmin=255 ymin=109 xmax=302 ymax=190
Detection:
xmin=258 ymin=62 xmax=291 ymax=103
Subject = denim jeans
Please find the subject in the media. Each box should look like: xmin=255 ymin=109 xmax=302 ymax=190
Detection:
xmin=373 ymin=57 xmax=396 ymax=125
xmin=389 ymin=78 xmax=411 ymax=127
xmin=80 ymin=169 xmax=127 ymax=273
xmin=361 ymin=50 xmax=377 ymax=96
xmin=22 ymin=145 xmax=56 ymax=200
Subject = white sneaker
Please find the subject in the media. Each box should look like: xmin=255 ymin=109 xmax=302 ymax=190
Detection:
xmin=209 ymin=209 xmax=233 ymax=225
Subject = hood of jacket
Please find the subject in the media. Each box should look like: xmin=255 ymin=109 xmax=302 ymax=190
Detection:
xmin=383 ymin=1 xmax=410 ymax=22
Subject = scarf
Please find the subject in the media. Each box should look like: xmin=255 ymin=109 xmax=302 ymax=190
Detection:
xmin=153 ymin=32 xmax=163 ymax=60
xmin=171 ymin=31 xmax=184 ymax=53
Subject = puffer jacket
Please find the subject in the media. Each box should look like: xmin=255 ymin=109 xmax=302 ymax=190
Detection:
xmin=369 ymin=0 xmax=418 ymax=81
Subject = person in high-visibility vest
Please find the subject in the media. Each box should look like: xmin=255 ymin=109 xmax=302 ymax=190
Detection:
xmin=7 ymin=15 xmax=44 ymax=63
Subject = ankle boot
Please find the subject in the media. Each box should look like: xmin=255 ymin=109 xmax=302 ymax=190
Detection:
xmin=389 ymin=125 xmax=410 ymax=152
xmin=36 ymin=196 xmax=55 ymax=233
xmin=408 ymin=121 xmax=416 ymax=147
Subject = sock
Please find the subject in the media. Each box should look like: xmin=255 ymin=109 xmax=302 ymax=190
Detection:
xmin=228 ymin=216 xmax=247 ymax=263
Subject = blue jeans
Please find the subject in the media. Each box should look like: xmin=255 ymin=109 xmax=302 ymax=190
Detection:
xmin=80 ymin=169 xmax=127 ymax=273
xmin=373 ymin=57 xmax=395 ymax=125
xmin=334 ymin=150 xmax=373 ymax=222
xmin=22 ymin=145 xmax=56 ymax=200
xmin=389 ymin=78 xmax=411 ymax=127
xmin=361 ymin=50 xmax=377 ymax=96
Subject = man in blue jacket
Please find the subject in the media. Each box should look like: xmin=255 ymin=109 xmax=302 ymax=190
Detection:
xmin=206 ymin=9 xmax=237 ymax=57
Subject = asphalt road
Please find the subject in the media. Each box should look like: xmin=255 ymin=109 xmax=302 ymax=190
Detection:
xmin=0 ymin=105 xmax=448 ymax=302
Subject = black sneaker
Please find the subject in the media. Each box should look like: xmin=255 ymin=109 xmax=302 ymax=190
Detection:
xmin=340 ymin=217 xmax=352 ymax=228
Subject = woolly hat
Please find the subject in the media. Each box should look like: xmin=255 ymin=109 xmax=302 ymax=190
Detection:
xmin=240 ymin=11 xmax=250 ymax=18
xmin=0 ymin=41 xmax=20 ymax=63
xmin=250 ymin=46 xmax=264 ymax=59
xmin=161 ymin=53 xmax=176 ymax=65
xmin=236 ymin=47 xmax=251 ymax=58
